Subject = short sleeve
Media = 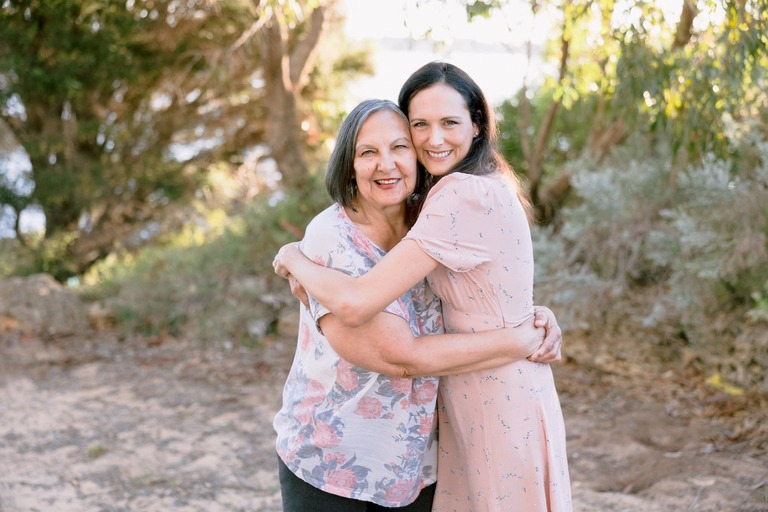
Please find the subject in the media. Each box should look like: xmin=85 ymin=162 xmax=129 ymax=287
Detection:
xmin=299 ymin=227 xmax=335 ymax=327
xmin=299 ymin=205 xmax=411 ymax=331
xmin=404 ymin=173 xmax=493 ymax=272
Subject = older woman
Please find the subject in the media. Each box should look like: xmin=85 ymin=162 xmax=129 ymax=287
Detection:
xmin=273 ymin=98 xmax=562 ymax=512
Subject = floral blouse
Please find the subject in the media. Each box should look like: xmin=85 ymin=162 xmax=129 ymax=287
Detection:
xmin=273 ymin=203 xmax=444 ymax=507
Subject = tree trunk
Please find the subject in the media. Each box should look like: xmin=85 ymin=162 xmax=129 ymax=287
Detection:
xmin=261 ymin=5 xmax=327 ymax=192
xmin=23 ymin=103 xmax=81 ymax=237
xmin=518 ymin=9 xmax=571 ymax=225
xmin=673 ymin=0 xmax=697 ymax=48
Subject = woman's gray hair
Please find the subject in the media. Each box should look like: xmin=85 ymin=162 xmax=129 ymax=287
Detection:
xmin=325 ymin=99 xmax=411 ymax=209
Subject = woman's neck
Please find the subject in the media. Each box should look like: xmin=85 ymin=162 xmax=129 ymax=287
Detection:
xmin=346 ymin=200 xmax=408 ymax=252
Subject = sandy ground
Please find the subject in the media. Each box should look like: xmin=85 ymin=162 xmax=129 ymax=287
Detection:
xmin=1 ymin=330 xmax=766 ymax=512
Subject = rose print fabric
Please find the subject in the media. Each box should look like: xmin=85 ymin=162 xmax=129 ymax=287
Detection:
xmin=273 ymin=203 xmax=443 ymax=508
xmin=405 ymin=172 xmax=573 ymax=512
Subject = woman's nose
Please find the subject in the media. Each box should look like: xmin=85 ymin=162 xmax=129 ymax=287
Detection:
xmin=428 ymin=128 xmax=444 ymax=145
xmin=378 ymin=151 xmax=396 ymax=170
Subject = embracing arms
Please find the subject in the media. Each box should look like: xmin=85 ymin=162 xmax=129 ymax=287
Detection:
xmin=284 ymin=275 xmax=563 ymax=377
xmin=319 ymin=311 xmax=547 ymax=378
xmin=274 ymin=239 xmax=439 ymax=327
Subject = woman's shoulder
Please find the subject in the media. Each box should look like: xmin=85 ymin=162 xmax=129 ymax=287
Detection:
xmin=420 ymin=172 xmax=520 ymax=220
xmin=428 ymin=171 xmax=502 ymax=197
xmin=303 ymin=203 xmax=382 ymax=261
xmin=302 ymin=203 xmax=349 ymax=248
xmin=305 ymin=203 xmax=347 ymax=232
xmin=442 ymin=170 xmax=504 ymax=185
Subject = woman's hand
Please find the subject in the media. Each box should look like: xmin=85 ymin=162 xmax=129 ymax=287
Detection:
xmin=528 ymin=305 xmax=563 ymax=364
xmin=288 ymin=274 xmax=309 ymax=308
xmin=272 ymin=241 xmax=301 ymax=279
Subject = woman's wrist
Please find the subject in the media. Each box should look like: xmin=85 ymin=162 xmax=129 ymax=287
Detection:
xmin=283 ymin=243 xmax=302 ymax=271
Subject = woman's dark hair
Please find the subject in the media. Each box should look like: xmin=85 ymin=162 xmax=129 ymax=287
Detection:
xmin=397 ymin=61 xmax=532 ymax=219
xmin=325 ymin=99 xmax=428 ymax=226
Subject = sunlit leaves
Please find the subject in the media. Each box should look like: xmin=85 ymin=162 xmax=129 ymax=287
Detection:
xmin=255 ymin=0 xmax=321 ymax=28
xmin=464 ymin=0 xmax=503 ymax=20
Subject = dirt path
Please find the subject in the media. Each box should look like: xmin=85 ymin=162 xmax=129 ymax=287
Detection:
xmin=1 ymin=331 xmax=766 ymax=512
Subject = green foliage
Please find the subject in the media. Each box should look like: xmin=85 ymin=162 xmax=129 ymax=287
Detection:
xmin=0 ymin=0 xmax=156 ymax=102
xmin=0 ymin=0 xmax=369 ymax=277
xmin=464 ymin=0 xmax=502 ymax=20
xmin=534 ymin=123 xmax=768 ymax=390
xmin=87 ymin=444 xmax=108 ymax=459
xmin=0 ymin=238 xmax=24 ymax=278
xmin=0 ymin=229 xmax=80 ymax=278
xmin=609 ymin=0 xmax=768 ymax=163
xmin=0 ymin=0 xmax=237 ymax=253
xmin=560 ymin=143 xmax=675 ymax=284
xmin=497 ymin=88 xmax=595 ymax=179
xmin=82 ymin=176 xmax=330 ymax=345
xmin=648 ymin=146 xmax=768 ymax=320
xmin=491 ymin=0 xmax=768 ymax=199
xmin=748 ymin=282 xmax=768 ymax=322
xmin=25 ymin=230 xmax=81 ymax=278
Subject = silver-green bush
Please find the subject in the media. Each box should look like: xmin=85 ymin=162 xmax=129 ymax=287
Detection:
xmin=534 ymin=133 xmax=768 ymax=391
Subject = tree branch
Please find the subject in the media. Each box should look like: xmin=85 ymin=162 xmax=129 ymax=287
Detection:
xmin=289 ymin=6 xmax=327 ymax=91
xmin=672 ymin=0 xmax=697 ymax=49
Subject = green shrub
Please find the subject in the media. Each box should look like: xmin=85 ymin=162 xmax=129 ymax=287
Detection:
xmin=83 ymin=176 xmax=330 ymax=346
xmin=648 ymin=150 xmax=768 ymax=324
xmin=0 ymin=238 xmax=23 ymax=278
xmin=0 ymin=231 xmax=78 ymax=280
xmin=534 ymin=133 xmax=768 ymax=391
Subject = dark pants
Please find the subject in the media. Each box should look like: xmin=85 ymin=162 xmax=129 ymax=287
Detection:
xmin=277 ymin=454 xmax=436 ymax=512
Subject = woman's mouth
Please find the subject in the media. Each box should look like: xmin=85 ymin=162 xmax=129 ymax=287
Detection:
xmin=375 ymin=178 xmax=399 ymax=185
xmin=427 ymin=150 xmax=451 ymax=159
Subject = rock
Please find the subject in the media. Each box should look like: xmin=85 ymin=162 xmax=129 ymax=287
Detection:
xmin=0 ymin=273 xmax=89 ymax=337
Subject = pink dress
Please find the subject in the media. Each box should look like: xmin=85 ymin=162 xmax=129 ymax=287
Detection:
xmin=405 ymin=172 xmax=572 ymax=512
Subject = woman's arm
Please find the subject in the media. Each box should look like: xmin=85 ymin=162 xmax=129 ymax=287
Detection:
xmin=273 ymin=239 xmax=437 ymax=327
xmin=281 ymin=271 xmax=563 ymax=373
xmin=319 ymin=311 xmax=545 ymax=378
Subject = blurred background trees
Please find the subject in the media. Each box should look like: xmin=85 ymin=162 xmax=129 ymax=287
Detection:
xmin=0 ymin=0 xmax=366 ymax=277
xmin=1 ymin=0 xmax=767 ymax=391
xmin=486 ymin=0 xmax=768 ymax=392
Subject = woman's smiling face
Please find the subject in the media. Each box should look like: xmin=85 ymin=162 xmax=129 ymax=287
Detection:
xmin=352 ymin=110 xmax=418 ymax=212
xmin=407 ymin=83 xmax=478 ymax=177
